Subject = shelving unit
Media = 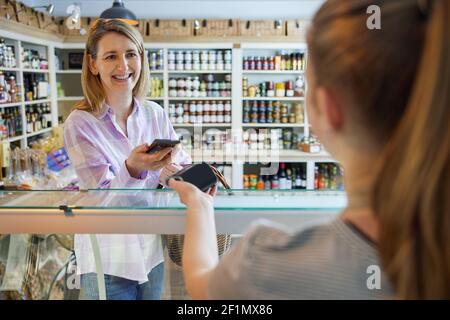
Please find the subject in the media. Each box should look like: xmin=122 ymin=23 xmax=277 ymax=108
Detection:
xmin=1 ymin=27 xmax=337 ymax=190
xmin=0 ymin=32 xmax=56 ymax=149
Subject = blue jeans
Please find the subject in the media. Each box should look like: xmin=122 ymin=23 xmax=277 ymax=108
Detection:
xmin=80 ymin=262 xmax=164 ymax=300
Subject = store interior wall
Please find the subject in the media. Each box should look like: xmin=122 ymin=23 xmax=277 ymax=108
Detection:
xmin=22 ymin=0 xmax=324 ymax=19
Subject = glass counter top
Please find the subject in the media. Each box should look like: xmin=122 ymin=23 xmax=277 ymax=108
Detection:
xmin=0 ymin=189 xmax=347 ymax=211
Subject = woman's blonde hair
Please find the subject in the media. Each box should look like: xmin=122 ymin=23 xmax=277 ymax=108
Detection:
xmin=308 ymin=0 xmax=450 ymax=299
xmin=74 ymin=18 xmax=149 ymax=113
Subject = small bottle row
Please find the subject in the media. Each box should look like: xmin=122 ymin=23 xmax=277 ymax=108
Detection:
xmin=0 ymin=72 xmax=22 ymax=104
xmin=314 ymin=163 xmax=345 ymax=190
xmin=25 ymin=103 xmax=52 ymax=134
xmin=22 ymin=48 xmax=48 ymax=70
xmin=169 ymin=100 xmax=232 ymax=124
xmin=168 ymin=50 xmax=232 ymax=71
xmin=0 ymin=39 xmax=16 ymax=68
xmin=243 ymin=128 xmax=303 ymax=151
xmin=24 ymin=74 xmax=49 ymax=101
xmin=148 ymin=49 xmax=164 ymax=71
xmin=169 ymin=75 xmax=232 ymax=98
xmin=0 ymin=107 xmax=23 ymax=140
xmin=149 ymin=77 xmax=163 ymax=98
xmin=243 ymin=51 xmax=306 ymax=71
xmin=244 ymin=163 xmax=307 ymax=190
xmin=243 ymin=76 xmax=305 ymax=98
xmin=243 ymin=100 xmax=304 ymax=124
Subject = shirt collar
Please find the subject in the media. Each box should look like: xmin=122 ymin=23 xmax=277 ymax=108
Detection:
xmin=96 ymin=97 xmax=141 ymax=120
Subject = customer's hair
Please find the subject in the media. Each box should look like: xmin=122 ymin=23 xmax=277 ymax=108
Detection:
xmin=307 ymin=0 xmax=450 ymax=299
xmin=74 ymin=19 xmax=149 ymax=113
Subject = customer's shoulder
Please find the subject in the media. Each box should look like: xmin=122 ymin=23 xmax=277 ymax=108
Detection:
xmin=244 ymin=218 xmax=337 ymax=250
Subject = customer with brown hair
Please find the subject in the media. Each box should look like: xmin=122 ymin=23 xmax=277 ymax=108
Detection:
xmin=170 ymin=0 xmax=450 ymax=299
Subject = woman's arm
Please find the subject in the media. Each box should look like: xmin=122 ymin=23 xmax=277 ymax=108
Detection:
xmin=169 ymin=179 xmax=219 ymax=299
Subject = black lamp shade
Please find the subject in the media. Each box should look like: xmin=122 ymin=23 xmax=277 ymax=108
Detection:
xmin=100 ymin=0 xmax=138 ymax=25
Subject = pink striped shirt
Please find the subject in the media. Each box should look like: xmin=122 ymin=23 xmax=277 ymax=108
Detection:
xmin=64 ymin=99 xmax=191 ymax=282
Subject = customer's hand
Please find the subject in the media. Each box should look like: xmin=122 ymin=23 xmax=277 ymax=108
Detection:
xmin=169 ymin=178 xmax=217 ymax=208
xmin=125 ymin=143 xmax=173 ymax=178
xmin=159 ymin=163 xmax=183 ymax=187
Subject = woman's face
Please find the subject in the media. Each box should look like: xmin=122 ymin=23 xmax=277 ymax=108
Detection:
xmin=89 ymin=32 xmax=141 ymax=98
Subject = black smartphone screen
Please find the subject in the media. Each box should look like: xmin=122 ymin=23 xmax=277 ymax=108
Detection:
xmin=147 ymin=139 xmax=180 ymax=154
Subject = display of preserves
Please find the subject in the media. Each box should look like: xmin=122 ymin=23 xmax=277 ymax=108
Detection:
xmin=168 ymin=49 xmax=232 ymax=71
xmin=21 ymin=48 xmax=48 ymax=70
xmin=314 ymin=163 xmax=345 ymax=191
xmin=243 ymin=100 xmax=304 ymax=124
xmin=0 ymin=72 xmax=21 ymax=104
xmin=23 ymin=73 xmax=49 ymax=101
xmin=149 ymin=77 xmax=163 ymax=98
xmin=244 ymin=163 xmax=307 ymax=190
xmin=169 ymin=74 xmax=231 ymax=98
xmin=242 ymin=128 xmax=304 ymax=151
xmin=25 ymin=103 xmax=52 ymax=134
xmin=147 ymin=49 xmax=164 ymax=71
xmin=243 ymin=51 xmax=306 ymax=71
xmin=242 ymin=76 xmax=305 ymax=98
xmin=169 ymin=100 xmax=231 ymax=124
xmin=0 ymin=107 xmax=22 ymax=140
xmin=0 ymin=38 xmax=17 ymax=68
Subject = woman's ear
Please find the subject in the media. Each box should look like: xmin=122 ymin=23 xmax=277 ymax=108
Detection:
xmin=88 ymin=54 xmax=99 ymax=76
xmin=316 ymin=86 xmax=344 ymax=133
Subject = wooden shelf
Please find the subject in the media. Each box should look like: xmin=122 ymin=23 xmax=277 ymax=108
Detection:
xmin=0 ymin=102 xmax=22 ymax=108
xmin=22 ymin=69 xmax=50 ymax=74
xmin=24 ymin=99 xmax=51 ymax=105
xmin=56 ymin=70 xmax=82 ymax=74
xmin=26 ymin=127 xmax=53 ymax=138
xmin=58 ymin=96 xmax=83 ymax=101
xmin=0 ymin=67 xmax=20 ymax=72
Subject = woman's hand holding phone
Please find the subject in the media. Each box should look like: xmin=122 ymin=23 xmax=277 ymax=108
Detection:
xmin=125 ymin=143 xmax=173 ymax=179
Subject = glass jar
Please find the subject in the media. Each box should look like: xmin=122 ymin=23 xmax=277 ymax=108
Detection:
xmin=177 ymin=78 xmax=186 ymax=88
xmin=176 ymin=51 xmax=184 ymax=62
xmin=169 ymin=78 xmax=177 ymax=88
xmin=193 ymin=62 xmax=200 ymax=70
xmin=168 ymin=50 xmax=175 ymax=61
xmin=176 ymin=62 xmax=184 ymax=71
xmin=209 ymin=50 xmax=217 ymax=62
xmin=201 ymin=50 xmax=208 ymax=62
xmin=184 ymin=51 xmax=192 ymax=62
xmin=185 ymin=77 xmax=193 ymax=89
xmin=169 ymin=89 xmax=178 ymax=97
xmin=275 ymin=82 xmax=286 ymax=97
xmin=216 ymin=60 xmax=224 ymax=71
xmin=224 ymin=50 xmax=232 ymax=62
xmin=192 ymin=51 xmax=200 ymax=62
xmin=192 ymin=76 xmax=200 ymax=89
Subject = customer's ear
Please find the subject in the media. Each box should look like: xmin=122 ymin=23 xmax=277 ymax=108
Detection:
xmin=316 ymin=86 xmax=344 ymax=133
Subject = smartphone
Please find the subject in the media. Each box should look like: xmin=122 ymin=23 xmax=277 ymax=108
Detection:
xmin=166 ymin=163 xmax=218 ymax=192
xmin=147 ymin=139 xmax=180 ymax=154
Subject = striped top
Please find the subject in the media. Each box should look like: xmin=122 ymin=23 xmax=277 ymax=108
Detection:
xmin=208 ymin=217 xmax=395 ymax=299
xmin=64 ymin=98 xmax=191 ymax=282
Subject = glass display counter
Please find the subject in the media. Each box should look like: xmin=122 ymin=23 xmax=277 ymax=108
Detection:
xmin=0 ymin=189 xmax=346 ymax=234
xmin=0 ymin=189 xmax=347 ymax=300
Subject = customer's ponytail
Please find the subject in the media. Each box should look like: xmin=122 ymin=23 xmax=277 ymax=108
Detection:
xmin=373 ymin=0 xmax=450 ymax=299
